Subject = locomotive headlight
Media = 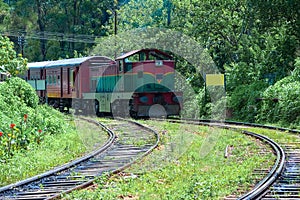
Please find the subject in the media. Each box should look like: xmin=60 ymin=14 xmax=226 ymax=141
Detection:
xmin=139 ymin=96 xmax=149 ymax=103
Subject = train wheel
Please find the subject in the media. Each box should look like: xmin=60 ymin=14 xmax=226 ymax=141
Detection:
xmin=130 ymin=110 xmax=138 ymax=119
xmin=73 ymin=99 xmax=81 ymax=115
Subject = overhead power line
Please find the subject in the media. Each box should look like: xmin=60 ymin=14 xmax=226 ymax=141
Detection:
xmin=0 ymin=30 xmax=99 ymax=43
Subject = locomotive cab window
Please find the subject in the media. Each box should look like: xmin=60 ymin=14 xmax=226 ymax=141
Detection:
xmin=139 ymin=52 xmax=146 ymax=61
xmin=119 ymin=61 xmax=123 ymax=72
xmin=155 ymin=60 xmax=163 ymax=67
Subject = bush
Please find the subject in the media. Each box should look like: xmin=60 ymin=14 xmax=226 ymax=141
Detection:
xmin=229 ymin=81 xmax=268 ymax=122
xmin=0 ymin=77 xmax=38 ymax=108
xmin=258 ymin=58 xmax=300 ymax=127
xmin=258 ymin=78 xmax=300 ymax=126
xmin=0 ymin=77 xmax=68 ymax=160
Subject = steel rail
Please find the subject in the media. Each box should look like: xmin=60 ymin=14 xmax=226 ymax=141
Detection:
xmin=0 ymin=117 xmax=159 ymax=200
xmin=47 ymin=118 xmax=160 ymax=200
xmin=0 ymin=117 xmax=116 ymax=194
xmin=163 ymin=118 xmax=295 ymax=200
xmin=237 ymin=130 xmax=285 ymax=200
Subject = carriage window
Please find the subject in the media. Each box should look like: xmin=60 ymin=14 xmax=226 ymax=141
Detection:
xmin=47 ymin=75 xmax=51 ymax=85
xmin=52 ymin=75 xmax=56 ymax=85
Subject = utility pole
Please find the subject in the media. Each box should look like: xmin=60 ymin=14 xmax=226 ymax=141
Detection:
xmin=114 ymin=3 xmax=118 ymax=59
xmin=18 ymin=32 xmax=26 ymax=56
xmin=165 ymin=0 xmax=172 ymax=26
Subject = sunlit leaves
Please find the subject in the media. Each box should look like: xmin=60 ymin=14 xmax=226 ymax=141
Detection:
xmin=0 ymin=36 xmax=28 ymax=76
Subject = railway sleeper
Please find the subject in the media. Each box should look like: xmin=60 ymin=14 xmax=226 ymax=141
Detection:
xmin=106 ymin=149 xmax=146 ymax=154
xmin=4 ymin=196 xmax=52 ymax=200
xmin=39 ymin=182 xmax=83 ymax=187
xmin=41 ymin=180 xmax=86 ymax=185
xmin=104 ymin=154 xmax=140 ymax=159
xmin=88 ymin=159 xmax=130 ymax=164
xmin=10 ymin=190 xmax=60 ymax=196
xmin=262 ymin=198 xmax=300 ymax=200
xmin=76 ymin=163 xmax=123 ymax=170
xmin=271 ymin=188 xmax=300 ymax=192
xmin=112 ymin=146 xmax=152 ymax=151
xmin=74 ymin=166 xmax=117 ymax=173
xmin=263 ymin=194 xmax=300 ymax=198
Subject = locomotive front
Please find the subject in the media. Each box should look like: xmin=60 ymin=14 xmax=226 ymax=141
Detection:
xmin=111 ymin=49 xmax=182 ymax=118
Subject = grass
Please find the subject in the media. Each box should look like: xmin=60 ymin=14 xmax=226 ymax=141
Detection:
xmin=0 ymin=116 xmax=108 ymax=186
xmin=64 ymin=119 xmax=275 ymax=199
xmin=245 ymin=126 xmax=300 ymax=148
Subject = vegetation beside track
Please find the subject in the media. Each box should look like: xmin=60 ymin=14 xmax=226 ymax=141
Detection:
xmin=245 ymin=127 xmax=300 ymax=147
xmin=0 ymin=77 xmax=109 ymax=186
xmin=0 ymin=117 xmax=108 ymax=186
xmin=65 ymin=119 xmax=275 ymax=199
xmin=0 ymin=77 xmax=68 ymax=159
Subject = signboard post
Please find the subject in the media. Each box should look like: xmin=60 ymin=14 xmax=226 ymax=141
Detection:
xmin=204 ymin=74 xmax=226 ymax=105
xmin=205 ymin=74 xmax=225 ymax=87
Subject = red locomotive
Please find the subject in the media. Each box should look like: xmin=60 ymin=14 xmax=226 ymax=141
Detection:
xmin=25 ymin=49 xmax=182 ymax=118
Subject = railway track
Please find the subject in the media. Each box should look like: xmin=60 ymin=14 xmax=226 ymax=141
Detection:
xmin=259 ymin=143 xmax=300 ymax=199
xmin=163 ymin=118 xmax=300 ymax=199
xmin=218 ymin=121 xmax=300 ymax=199
xmin=0 ymin=117 xmax=159 ymax=200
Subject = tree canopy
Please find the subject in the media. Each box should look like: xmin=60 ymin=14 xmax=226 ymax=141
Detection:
xmin=0 ymin=36 xmax=27 ymax=76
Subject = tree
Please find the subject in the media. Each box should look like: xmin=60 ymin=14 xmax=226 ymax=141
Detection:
xmin=0 ymin=1 xmax=10 ymax=31
xmin=4 ymin=0 xmax=115 ymax=61
xmin=0 ymin=36 xmax=27 ymax=77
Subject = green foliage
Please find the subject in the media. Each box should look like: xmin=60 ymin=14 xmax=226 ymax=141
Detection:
xmin=258 ymin=64 xmax=300 ymax=126
xmin=0 ymin=77 xmax=38 ymax=108
xmin=292 ymin=57 xmax=300 ymax=79
xmin=117 ymin=0 xmax=168 ymax=31
xmin=0 ymin=36 xmax=28 ymax=76
xmin=2 ymin=0 xmax=114 ymax=61
xmin=0 ymin=77 xmax=68 ymax=160
xmin=0 ymin=1 xmax=10 ymax=30
xmin=229 ymin=81 xmax=268 ymax=122
xmin=0 ymin=117 xmax=108 ymax=186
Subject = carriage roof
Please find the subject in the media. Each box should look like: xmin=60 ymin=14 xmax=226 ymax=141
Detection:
xmin=116 ymin=49 xmax=173 ymax=61
xmin=28 ymin=56 xmax=114 ymax=69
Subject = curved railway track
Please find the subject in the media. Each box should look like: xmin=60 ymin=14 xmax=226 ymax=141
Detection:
xmin=216 ymin=121 xmax=300 ymax=200
xmin=164 ymin=118 xmax=300 ymax=199
xmin=0 ymin=117 xmax=159 ymax=200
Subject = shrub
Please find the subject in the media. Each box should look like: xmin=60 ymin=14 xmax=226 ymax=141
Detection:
xmin=229 ymin=81 xmax=268 ymax=122
xmin=258 ymin=78 xmax=300 ymax=126
xmin=0 ymin=77 xmax=68 ymax=160
xmin=258 ymin=58 xmax=300 ymax=127
xmin=0 ymin=77 xmax=38 ymax=108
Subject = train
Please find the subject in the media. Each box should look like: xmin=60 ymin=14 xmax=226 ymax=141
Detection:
xmin=24 ymin=48 xmax=182 ymax=118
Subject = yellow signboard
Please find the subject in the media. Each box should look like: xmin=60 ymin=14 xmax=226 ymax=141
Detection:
xmin=206 ymin=74 xmax=225 ymax=86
